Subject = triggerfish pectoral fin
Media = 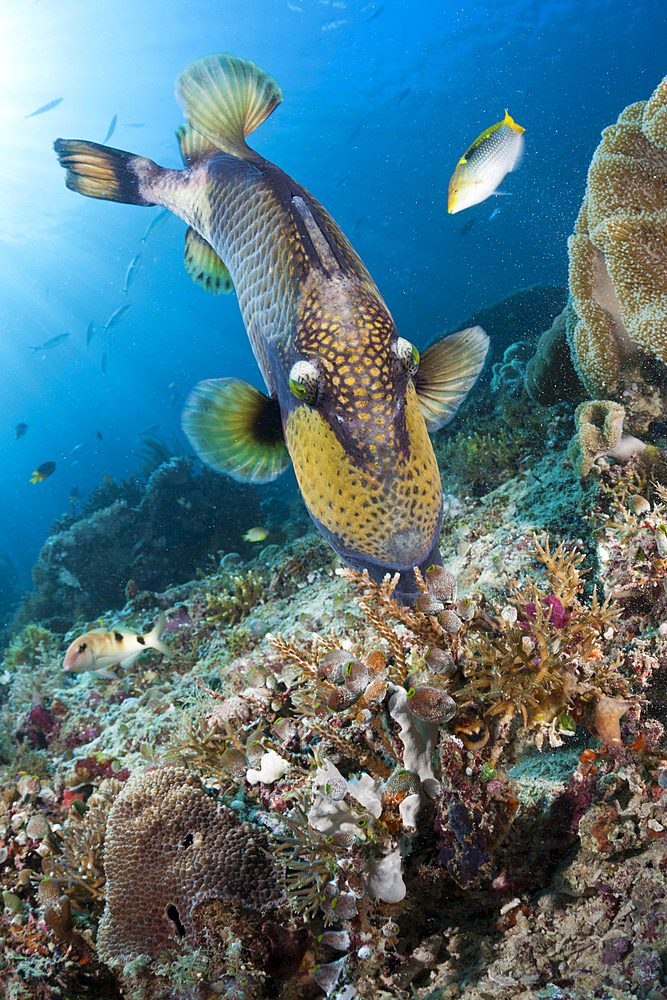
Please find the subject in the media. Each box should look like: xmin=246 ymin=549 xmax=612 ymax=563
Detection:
xmin=182 ymin=377 xmax=289 ymax=483
xmin=414 ymin=325 xmax=490 ymax=431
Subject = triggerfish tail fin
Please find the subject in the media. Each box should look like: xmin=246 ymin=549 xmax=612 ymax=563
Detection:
xmin=175 ymin=54 xmax=283 ymax=161
xmin=182 ymin=377 xmax=290 ymax=483
xmin=184 ymin=228 xmax=234 ymax=294
xmin=53 ymin=139 xmax=157 ymax=205
xmin=146 ymin=612 xmax=175 ymax=660
xmin=415 ymin=325 xmax=490 ymax=431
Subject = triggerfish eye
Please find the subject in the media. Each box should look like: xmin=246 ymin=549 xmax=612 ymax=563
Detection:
xmin=289 ymin=359 xmax=320 ymax=405
xmin=394 ymin=337 xmax=420 ymax=377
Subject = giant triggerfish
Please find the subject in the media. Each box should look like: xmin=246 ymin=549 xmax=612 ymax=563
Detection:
xmin=54 ymin=54 xmax=489 ymax=602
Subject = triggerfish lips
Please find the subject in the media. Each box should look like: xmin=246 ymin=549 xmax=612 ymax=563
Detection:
xmin=284 ymin=383 xmax=444 ymax=600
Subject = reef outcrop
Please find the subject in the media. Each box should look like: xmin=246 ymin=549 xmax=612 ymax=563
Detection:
xmin=14 ymin=458 xmax=268 ymax=631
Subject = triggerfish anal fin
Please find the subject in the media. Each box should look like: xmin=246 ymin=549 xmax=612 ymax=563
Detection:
xmin=414 ymin=325 xmax=490 ymax=431
xmin=184 ymin=228 xmax=234 ymax=294
xmin=182 ymin=377 xmax=289 ymax=483
xmin=175 ymin=53 xmax=283 ymax=161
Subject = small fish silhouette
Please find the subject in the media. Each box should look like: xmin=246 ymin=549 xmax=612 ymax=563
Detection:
xmin=103 ymin=114 xmax=118 ymax=144
xmin=25 ymin=98 xmax=63 ymax=118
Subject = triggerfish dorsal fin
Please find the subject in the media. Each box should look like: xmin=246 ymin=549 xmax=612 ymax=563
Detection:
xmin=414 ymin=325 xmax=490 ymax=431
xmin=175 ymin=54 xmax=283 ymax=161
xmin=184 ymin=227 xmax=234 ymax=294
xmin=176 ymin=123 xmax=219 ymax=167
xmin=182 ymin=377 xmax=290 ymax=482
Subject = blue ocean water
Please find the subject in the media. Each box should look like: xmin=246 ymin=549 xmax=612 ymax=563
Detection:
xmin=0 ymin=0 xmax=665 ymax=603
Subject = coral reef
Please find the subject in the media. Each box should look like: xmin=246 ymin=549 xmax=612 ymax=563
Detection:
xmin=524 ymin=301 xmax=587 ymax=406
xmin=3 ymin=279 xmax=667 ymax=997
xmin=12 ymin=458 xmax=270 ymax=631
xmin=451 ymin=285 xmax=568 ymax=385
xmin=567 ymin=72 xmax=667 ymax=399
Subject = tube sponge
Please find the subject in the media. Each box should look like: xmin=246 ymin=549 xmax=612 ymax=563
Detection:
xmin=568 ymin=400 xmax=646 ymax=477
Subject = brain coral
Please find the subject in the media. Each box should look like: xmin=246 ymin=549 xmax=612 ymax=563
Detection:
xmin=96 ymin=764 xmax=282 ymax=965
xmin=567 ymin=73 xmax=667 ymax=398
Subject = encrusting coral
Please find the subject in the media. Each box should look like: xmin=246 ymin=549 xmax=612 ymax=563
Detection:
xmin=567 ymin=72 xmax=667 ymax=398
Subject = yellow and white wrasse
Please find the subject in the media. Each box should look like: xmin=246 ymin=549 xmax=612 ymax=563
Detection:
xmin=448 ymin=109 xmax=525 ymax=214
xmin=54 ymin=54 xmax=489 ymax=603
xmin=63 ymin=613 xmax=174 ymax=679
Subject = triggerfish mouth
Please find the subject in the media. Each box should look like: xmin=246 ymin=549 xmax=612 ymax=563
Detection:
xmin=54 ymin=54 xmax=489 ymax=603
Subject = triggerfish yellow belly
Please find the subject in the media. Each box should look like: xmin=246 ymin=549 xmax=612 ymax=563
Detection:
xmin=54 ymin=54 xmax=489 ymax=602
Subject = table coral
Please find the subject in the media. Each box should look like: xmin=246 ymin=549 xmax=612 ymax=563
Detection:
xmin=567 ymin=73 xmax=667 ymax=398
xmin=96 ymin=764 xmax=282 ymax=966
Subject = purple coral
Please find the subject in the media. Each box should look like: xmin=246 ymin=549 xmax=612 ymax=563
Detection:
xmin=524 ymin=594 xmax=570 ymax=629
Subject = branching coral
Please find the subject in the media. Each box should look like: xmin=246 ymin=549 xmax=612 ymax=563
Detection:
xmin=203 ymin=570 xmax=266 ymax=626
xmin=271 ymin=788 xmax=351 ymax=920
xmin=133 ymin=427 xmax=185 ymax=478
xmin=339 ymin=538 xmax=635 ymax=752
xmin=3 ymin=624 xmax=58 ymax=670
xmin=41 ymin=781 xmax=120 ymax=912
xmin=167 ymin=711 xmax=269 ymax=785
